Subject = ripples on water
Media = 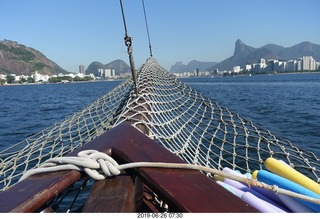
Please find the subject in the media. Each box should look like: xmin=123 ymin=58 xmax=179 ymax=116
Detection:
xmin=0 ymin=81 xmax=121 ymax=149
xmin=182 ymin=73 xmax=320 ymax=155
xmin=0 ymin=73 xmax=319 ymax=156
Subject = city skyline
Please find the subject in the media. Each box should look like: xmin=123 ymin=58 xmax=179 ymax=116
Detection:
xmin=1 ymin=0 xmax=320 ymax=72
xmin=4 ymin=54 xmax=317 ymax=84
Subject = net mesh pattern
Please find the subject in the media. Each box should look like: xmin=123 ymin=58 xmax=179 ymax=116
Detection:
xmin=1 ymin=58 xmax=319 ymax=194
xmin=114 ymin=58 xmax=320 ymax=183
xmin=0 ymin=80 xmax=132 ymax=191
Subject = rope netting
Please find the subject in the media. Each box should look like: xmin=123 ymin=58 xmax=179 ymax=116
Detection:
xmin=0 ymin=79 xmax=132 ymax=191
xmin=0 ymin=57 xmax=319 ymax=204
xmin=114 ymin=58 xmax=320 ymax=183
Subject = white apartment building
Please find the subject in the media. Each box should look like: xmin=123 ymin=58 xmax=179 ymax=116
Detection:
xmin=296 ymin=58 xmax=303 ymax=71
xmin=239 ymin=56 xmax=318 ymax=74
xmin=105 ymin=69 xmax=111 ymax=78
xmin=302 ymin=56 xmax=316 ymax=70
xmin=98 ymin=69 xmax=116 ymax=78
xmin=33 ymin=71 xmax=50 ymax=82
xmin=233 ymin=66 xmax=241 ymax=73
xmin=245 ymin=64 xmax=252 ymax=71
xmin=287 ymin=60 xmax=296 ymax=72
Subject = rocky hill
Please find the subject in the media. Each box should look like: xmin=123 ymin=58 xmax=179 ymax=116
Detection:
xmin=170 ymin=60 xmax=218 ymax=73
xmin=0 ymin=40 xmax=67 ymax=75
xmin=86 ymin=59 xmax=130 ymax=76
xmin=212 ymin=39 xmax=320 ymax=71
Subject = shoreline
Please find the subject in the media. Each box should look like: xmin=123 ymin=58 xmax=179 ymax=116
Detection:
xmin=176 ymin=71 xmax=320 ymax=79
xmin=1 ymin=71 xmax=320 ymax=86
xmin=0 ymin=79 xmax=125 ymax=86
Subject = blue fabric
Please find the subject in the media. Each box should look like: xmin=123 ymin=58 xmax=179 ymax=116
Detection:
xmin=256 ymin=170 xmax=320 ymax=212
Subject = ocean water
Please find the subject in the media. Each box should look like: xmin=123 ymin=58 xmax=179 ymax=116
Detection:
xmin=0 ymin=73 xmax=319 ymax=157
xmin=181 ymin=72 xmax=320 ymax=156
xmin=0 ymin=81 xmax=122 ymax=149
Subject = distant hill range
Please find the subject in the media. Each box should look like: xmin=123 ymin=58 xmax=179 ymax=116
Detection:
xmin=2 ymin=38 xmax=319 ymax=76
xmin=212 ymin=39 xmax=320 ymax=71
xmin=0 ymin=40 xmax=67 ymax=75
xmin=170 ymin=60 xmax=218 ymax=73
xmin=171 ymin=40 xmax=320 ymax=72
xmin=86 ymin=59 xmax=130 ymax=76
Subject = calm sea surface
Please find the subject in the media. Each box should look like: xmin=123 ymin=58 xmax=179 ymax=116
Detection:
xmin=0 ymin=73 xmax=319 ymax=156
xmin=0 ymin=81 xmax=122 ymax=149
xmin=182 ymin=72 xmax=320 ymax=156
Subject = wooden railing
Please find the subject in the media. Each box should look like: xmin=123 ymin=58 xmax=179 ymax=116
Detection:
xmin=0 ymin=123 xmax=258 ymax=212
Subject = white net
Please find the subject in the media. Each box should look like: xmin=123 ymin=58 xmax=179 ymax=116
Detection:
xmin=1 ymin=58 xmax=319 ymax=194
xmin=0 ymin=80 xmax=132 ymax=191
xmin=114 ymin=58 xmax=320 ymax=183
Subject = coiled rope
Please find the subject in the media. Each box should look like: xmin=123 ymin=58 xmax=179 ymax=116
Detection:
xmin=19 ymin=149 xmax=320 ymax=206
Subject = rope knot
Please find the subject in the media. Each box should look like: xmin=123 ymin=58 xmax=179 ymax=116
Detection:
xmin=19 ymin=150 xmax=121 ymax=182
xmin=77 ymin=150 xmax=121 ymax=180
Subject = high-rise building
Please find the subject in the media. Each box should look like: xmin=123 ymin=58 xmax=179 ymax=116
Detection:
xmin=105 ymin=69 xmax=111 ymax=78
xmin=79 ymin=65 xmax=86 ymax=74
xmin=259 ymin=58 xmax=266 ymax=65
xmin=302 ymin=56 xmax=316 ymax=71
xmin=296 ymin=58 xmax=303 ymax=71
xmin=287 ymin=60 xmax=296 ymax=72
xmin=111 ymin=69 xmax=116 ymax=77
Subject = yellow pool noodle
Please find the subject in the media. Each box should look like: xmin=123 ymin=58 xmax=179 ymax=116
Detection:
xmin=265 ymin=157 xmax=320 ymax=194
xmin=252 ymin=170 xmax=259 ymax=179
xmin=213 ymin=175 xmax=224 ymax=182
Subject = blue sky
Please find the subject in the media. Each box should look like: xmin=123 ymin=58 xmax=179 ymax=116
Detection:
xmin=1 ymin=0 xmax=319 ymax=72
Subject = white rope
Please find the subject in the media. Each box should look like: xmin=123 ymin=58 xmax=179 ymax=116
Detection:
xmin=18 ymin=150 xmax=121 ymax=181
xmin=19 ymin=149 xmax=320 ymax=206
xmin=0 ymin=79 xmax=133 ymax=191
xmin=2 ymin=58 xmax=320 ymax=193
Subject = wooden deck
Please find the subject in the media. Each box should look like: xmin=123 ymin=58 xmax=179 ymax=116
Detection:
xmin=0 ymin=123 xmax=258 ymax=213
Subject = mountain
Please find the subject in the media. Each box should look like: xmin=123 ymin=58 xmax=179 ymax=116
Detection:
xmin=86 ymin=59 xmax=130 ymax=76
xmin=170 ymin=60 xmax=218 ymax=73
xmin=262 ymin=41 xmax=320 ymax=60
xmin=213 ymin=39 xmax=320 ymax=71
xmin=0 ymin=39 xmax=67 ymax=75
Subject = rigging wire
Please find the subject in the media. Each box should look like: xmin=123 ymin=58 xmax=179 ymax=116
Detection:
xmin=119 ymin=0 xmax=128 ymax=35
xmin=119 ymin=0 xmax=138 ymax=95
xmin=142 ymin=0 xmax=153 ymax=57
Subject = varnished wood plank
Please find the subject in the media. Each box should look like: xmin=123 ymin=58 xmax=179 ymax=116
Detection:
xmin=82 ymin=173 xmax=138 ymax=212
xmin=76 ymin=123 xmax=258 ymax=212
xmin=0 ymin=170 xmax=81 ymax=212
xmin=0 ymin=123 xmax=258 ymax=212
